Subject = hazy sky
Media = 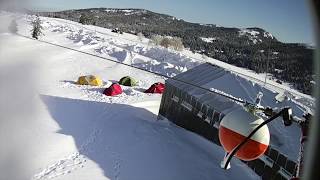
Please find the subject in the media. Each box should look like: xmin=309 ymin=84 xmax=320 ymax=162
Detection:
xmin=30 ymin=0 xmax=315 ymax=44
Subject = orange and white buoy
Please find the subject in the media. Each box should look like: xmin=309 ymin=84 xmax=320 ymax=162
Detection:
xmin=219 ymin=107 xmax=270 ymax=161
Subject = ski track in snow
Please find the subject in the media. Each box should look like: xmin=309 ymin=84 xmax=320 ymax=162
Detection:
xmin=32 ymin=98 xmax=127 ymax=180
xmin=32 ymin=129 xmax=100 ymax=180
xmin=105 ymin=146 xmax=122 ymax=180
xmin=33 ymin=108 xmax=118 ymax=180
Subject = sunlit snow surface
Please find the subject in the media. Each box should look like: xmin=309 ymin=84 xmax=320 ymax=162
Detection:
xmin=0 ymin=12 xmax=313 ymax=180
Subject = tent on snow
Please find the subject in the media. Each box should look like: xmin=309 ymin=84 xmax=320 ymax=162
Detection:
xmin=119 ymin=76 xmax=137 ymax=86
xmin=77 ymin=75 xmax=103 ymax=86
xmin=104 ymin=83 xmax=123 ymax=96
xmin=145 ymin=82 xmax=165 ymax=94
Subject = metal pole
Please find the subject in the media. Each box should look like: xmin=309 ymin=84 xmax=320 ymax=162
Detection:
xmin=265 ymin=39 xmax=270 ymax=86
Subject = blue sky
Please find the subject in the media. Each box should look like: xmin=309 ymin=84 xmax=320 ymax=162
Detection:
xmin=30 ymin=0 xmax=315 ymax=44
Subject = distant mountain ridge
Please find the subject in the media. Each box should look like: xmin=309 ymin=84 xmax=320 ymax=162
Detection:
xmin=38 ymin=8 xmax=314 ymax=95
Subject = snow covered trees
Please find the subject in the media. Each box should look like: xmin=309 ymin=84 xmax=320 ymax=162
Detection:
xmin=170 ymin=37 xmax=184 ymax=51
xmin=8 ymin=19 xmax=18 ymax=34
xmin=31 ymin=15 xmax=43 ymax=39
xmin=160 ymin=37 xmax=171 ymax=48
xmin=150 ymin=35 xmax=184 ymax=51
xmin=137 ymin=32 xmax=144 ymax=42
xmin=150 ymin=35 xmax=162 ymax=46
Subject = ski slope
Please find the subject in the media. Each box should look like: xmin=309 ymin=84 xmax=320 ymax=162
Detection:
xmin=0 ymin=12 xmax=314 ymax=180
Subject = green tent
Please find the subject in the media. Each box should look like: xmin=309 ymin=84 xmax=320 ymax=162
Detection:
xmin=119 ymin=76 xmax=137 ymax=86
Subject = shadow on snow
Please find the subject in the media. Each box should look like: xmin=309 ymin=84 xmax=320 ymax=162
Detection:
xmin=40 ymin=95 xmax=256 ymax=180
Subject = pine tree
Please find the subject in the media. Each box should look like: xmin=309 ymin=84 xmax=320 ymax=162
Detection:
xmin=31 ymin=15 xmax=43 ymax=39
xmin=8 ymin=19 xmax=18 ymax=34
xmin=79 ymin=14 xmax=88 ymax=25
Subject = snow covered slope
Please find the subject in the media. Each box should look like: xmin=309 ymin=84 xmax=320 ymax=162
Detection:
xmin=0 ymin=12 xmax=314 ymax=180
xmin=31 ymin=14 xmax=314 ymax=109
xmin=0 ymin=12 xmax=260 ymax=180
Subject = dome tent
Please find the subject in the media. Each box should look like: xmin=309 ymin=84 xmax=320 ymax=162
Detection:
xmin=104 ymin=83 xmax=123 ymax=96
xmin=118 ymin=76 xmax=137 ymax=86
xmin=77 ymin=75 xmax=103 ymax=86
xmin=145 ymin=82 xmax=165 ymax=94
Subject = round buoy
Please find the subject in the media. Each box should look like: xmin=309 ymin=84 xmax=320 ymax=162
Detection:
xmin=219 ymin=107 xmax=270 ymax=161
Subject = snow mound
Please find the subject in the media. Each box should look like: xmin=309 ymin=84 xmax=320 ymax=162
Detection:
xmin=33 ymin=17 xmax=202 ymax=77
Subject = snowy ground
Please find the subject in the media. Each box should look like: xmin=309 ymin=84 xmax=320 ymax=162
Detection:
xmin=0 ymin=12 xmax=314 ymax=180
xmin=0 ymin=13 xmax=260 ymax=180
